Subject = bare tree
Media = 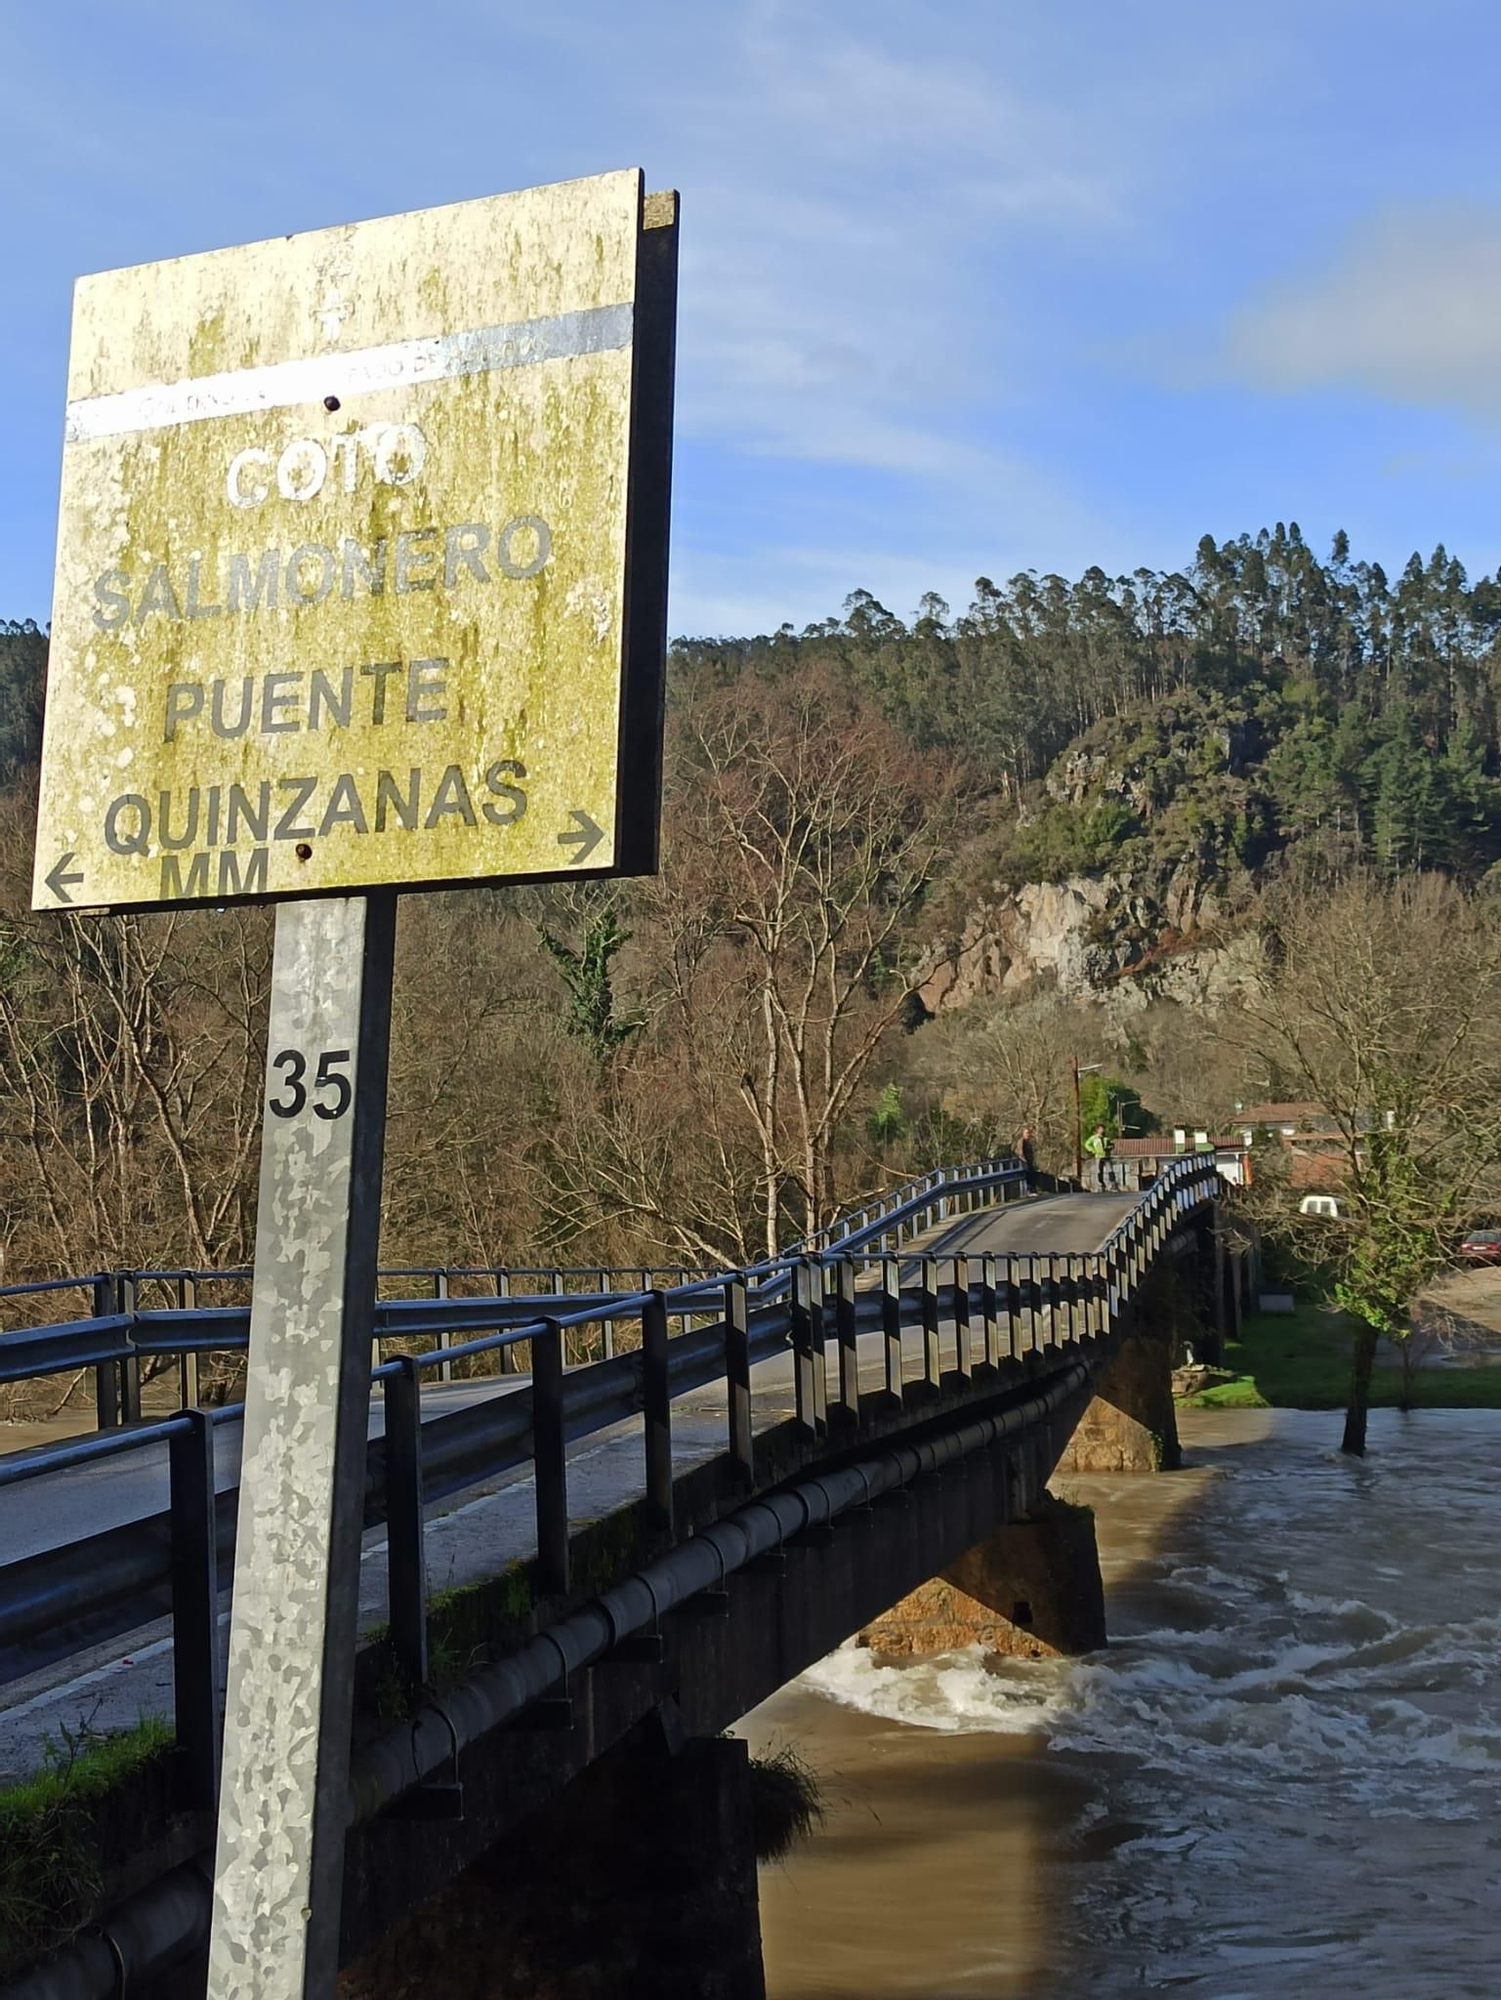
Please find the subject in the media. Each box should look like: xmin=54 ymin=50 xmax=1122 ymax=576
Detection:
xmin=907 ymin=992 xmax=1101 ymax=1178
xmin=0 ymin=784 xmax=271 ymax=1284
xmin=664 ymin=666 xmax=957 ymax=1252
xmin=1234 ymin=872 xmax=1501 ymax=1454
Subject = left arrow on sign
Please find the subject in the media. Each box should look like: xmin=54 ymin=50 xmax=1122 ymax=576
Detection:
xmin=45 ymin=852 xmax=85 ymax=904
xmin=557 ymin=810 xmax=605 ymax=867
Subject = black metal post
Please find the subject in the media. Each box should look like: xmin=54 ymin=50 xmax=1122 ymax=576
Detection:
xmin=724 ymin=1275 xmax=753 ymax=1486
xmin=118 ymin=1272 xmax=141 ymax=1422
xmin=953 ymin=1254 xmax=971 ymax=1382
xmin=496 ymin=1270 xmax=513 ymax=1373
xmin=178 ymin=1274 xmax=199 ymax=1409
xmin=93 ymin=1273 xmax=120 ymax=1430
xmin=384 ymin=1356 xmax=428 ymax=1687
xmin=791 ymin=1258 xmax=827 ymax=1436
xmin=791 ymin=1259 xmax=815 ymax=1434
xmin=533 ymin=1318 xmax=569 ymax=1597
xmin=599 ymin=1267 xmax=615 ymax=1360
xmin=642 ymin=1290 xmax=673 ymax=1533
xmin=810 ymin=1260 xmax=828 ymax=1429
xmin=834 ymin=1256 xmax=859 ymax=1423
xmin=881 ymin=1254 xmax=903 ymax=1400
xmin=921 ymin=1258 xmax=940 ymax=1389
xmin=168 ymin=1408 xmax=221 ymax=1811
xmin=433 ymin=1271 xmax=452 ymax=1383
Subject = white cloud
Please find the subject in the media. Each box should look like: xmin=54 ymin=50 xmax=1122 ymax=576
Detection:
xmin=1224 ymin=207 xmax=1501 ymax=417
xmin=661 ymin=1 xmax=1135 ymax=495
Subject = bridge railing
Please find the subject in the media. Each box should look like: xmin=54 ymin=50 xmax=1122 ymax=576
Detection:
xmin=0 ymin=1157 xmax=1025 ymax=1424
xmin=0 ymin=1153 xmax=1221 ymax=1812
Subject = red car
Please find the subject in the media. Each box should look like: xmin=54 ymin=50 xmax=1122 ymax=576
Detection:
xmin=1459 ymin=1228 xmax=1501 ymax=1264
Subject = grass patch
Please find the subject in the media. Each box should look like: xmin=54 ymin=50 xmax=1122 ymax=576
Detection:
xmin=747 ymin=1745 xmax=823 ymax=1862
xmin=0 ymin=1715 xmax=174 ymax=1979
xmin=1187 ymin=1300 xmax=1501 ymax=1411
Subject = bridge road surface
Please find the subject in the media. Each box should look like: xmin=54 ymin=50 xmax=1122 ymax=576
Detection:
xmin=0 ymin=1193 xmax=1133 ymax=1786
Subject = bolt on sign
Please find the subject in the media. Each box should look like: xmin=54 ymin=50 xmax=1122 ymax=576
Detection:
xmin=32 ymin=169 xmax=676 ymax=912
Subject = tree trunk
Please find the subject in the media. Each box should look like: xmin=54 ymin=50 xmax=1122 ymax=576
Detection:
xmin=1341 ymin=1325 xmax=1379 ymax=1456
xmin=1397 ymin=1337 xmax=1418 ymax=1414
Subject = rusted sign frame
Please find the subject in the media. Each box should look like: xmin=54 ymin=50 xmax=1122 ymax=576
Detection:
xmin=613 ymin=187 xmax=677 ymax=878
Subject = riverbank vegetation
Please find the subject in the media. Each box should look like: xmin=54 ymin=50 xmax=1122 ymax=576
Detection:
xmin=1186 ymin=1301 xmax=1501 ymax=1413
xmin=0 ymin=1714 xmax=173 ymax=1980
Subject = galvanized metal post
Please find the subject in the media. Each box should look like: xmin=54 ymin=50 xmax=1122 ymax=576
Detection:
xmin=642 ymin=1290 xmax=673 ymax=1533
xmin=384 ymin=1356 xmax=428 ymax=1688
xmin=207 ymin=892 xmax=395 ymax=2000
xmin=168 ymin=1407 xmax=220 ymax=1811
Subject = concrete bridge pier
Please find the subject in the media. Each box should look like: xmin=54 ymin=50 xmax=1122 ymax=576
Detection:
xmin=340 ymin=1711 xmax=765 ymax=2000
xmin=857 ymin=1492 xmax=1106 ymax=1662
xmin=1056 ymin=1310 xmax=1181 ymax=1474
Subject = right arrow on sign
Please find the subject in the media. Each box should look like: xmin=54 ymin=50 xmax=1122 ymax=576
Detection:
xmin=557 ymin=810 xmax=605 ymax=867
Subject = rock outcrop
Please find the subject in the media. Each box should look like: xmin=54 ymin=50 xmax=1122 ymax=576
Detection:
xmin=917 ymin=865 xmax=1257 ymax=1015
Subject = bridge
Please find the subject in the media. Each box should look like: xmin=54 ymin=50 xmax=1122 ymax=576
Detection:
xmin=0 ymin=1153 xmax=1225 ymax=2000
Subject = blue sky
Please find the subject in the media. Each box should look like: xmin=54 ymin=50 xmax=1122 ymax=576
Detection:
xmin=3 ymin=0 xmax=1499 ymax=635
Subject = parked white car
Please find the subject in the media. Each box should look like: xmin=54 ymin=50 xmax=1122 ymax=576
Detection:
xmin=1298 ymin=1194 xmax=1343 ymax=1219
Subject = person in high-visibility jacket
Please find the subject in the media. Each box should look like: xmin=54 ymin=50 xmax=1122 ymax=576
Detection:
xmin=1083 ymin=1122 xmax=1114 ymax=1191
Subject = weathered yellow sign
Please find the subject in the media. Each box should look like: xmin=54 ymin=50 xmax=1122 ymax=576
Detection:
xmin=33 ymin=170 xmax=676 ymax=911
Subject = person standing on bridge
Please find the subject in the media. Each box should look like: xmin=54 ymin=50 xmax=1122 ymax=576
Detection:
xmin=1083 ymin=1122 xmax=1114 ymax=1192
xmin=1017 ymin=1124 xmax=1038 ymax=1192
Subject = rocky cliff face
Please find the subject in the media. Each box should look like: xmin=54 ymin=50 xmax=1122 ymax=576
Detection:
xmin=918 ymin=863 xmax=1258 ymax=1016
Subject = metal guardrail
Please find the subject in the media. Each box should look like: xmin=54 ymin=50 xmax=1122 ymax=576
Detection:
xmin=0 ymin=1153 xmax=1221 ymax=1820
xmin=0 ymin=1159 xmax=1022 ymax=1421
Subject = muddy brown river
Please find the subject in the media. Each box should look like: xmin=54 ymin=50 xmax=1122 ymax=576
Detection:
xmin=741 ymin=1408 xmax=1501 ymax=1998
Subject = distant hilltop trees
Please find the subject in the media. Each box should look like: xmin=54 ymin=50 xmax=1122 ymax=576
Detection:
xmin=674 ymin=524 xmax=1501 ymax=884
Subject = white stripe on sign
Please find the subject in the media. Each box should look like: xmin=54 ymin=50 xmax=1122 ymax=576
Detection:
xmin=64 ymin=300 xmax=634 ymax=443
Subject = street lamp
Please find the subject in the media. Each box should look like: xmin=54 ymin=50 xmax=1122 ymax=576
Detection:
xmin=1071 ymin=1057 xmax=1103 ymax=1188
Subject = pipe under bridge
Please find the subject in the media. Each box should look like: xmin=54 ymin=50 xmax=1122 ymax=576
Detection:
xmin=0 ymin=1153 xmax=1224 ymax=1999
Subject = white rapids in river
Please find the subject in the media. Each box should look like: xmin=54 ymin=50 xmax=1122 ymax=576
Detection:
xmin=751 ymin=1408 xmax=1501 ymax=2000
